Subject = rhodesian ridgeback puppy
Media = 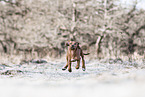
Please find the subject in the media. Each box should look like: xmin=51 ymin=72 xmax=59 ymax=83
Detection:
xmin=62 ymin=41 xmax=89 ymax=72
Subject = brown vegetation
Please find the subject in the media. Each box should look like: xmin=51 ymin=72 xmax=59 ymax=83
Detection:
xmin=0 ymin=0 xmax=145 ymax=60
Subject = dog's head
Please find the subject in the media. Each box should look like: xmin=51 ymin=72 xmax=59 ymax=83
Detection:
xmin=66 ymin=41 xmax=79 ymax=50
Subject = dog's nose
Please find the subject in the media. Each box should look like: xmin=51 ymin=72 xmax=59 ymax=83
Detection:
xmin=72 ymin=45 xmax=74 ymax=47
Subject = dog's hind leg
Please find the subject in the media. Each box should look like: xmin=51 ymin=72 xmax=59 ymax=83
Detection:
xmin=75 ymin=60 xmax=80 ymax=69
xmin=81 ymin=51 xmax=86 ymax=71
xmin=82 ymin=56 xmax=85 ymax=71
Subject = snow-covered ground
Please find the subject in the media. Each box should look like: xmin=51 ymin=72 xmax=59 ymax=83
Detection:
xmin=0 ymin=60 xmax=145 ymax=97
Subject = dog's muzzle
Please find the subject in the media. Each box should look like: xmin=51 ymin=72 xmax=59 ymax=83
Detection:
xmin=71 ymin=45 xmax=75 ymax=50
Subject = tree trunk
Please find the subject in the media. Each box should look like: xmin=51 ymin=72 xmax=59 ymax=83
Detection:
xmin=96 ymin=35 xmax=103 ymax=58
xmin=0 ymin=41 xmax=7 ymax=53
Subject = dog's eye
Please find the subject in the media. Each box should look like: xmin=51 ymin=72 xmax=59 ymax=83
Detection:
xmin=74 ymin=43 xmax=76 ymax=45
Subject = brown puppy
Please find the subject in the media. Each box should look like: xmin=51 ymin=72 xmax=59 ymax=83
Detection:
xmin=62 ymin=41 xmax=89 ymax=72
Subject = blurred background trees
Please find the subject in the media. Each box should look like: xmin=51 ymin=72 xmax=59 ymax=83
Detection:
xmin=0 ymin=0 xmax=145 ymax=60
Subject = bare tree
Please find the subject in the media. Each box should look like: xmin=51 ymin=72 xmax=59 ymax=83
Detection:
xmin=0 ymin=0 xmax=145 ymax=59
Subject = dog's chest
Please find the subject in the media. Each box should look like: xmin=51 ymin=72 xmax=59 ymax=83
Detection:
xmin=71 ymin=50 xmax=80 ymax=59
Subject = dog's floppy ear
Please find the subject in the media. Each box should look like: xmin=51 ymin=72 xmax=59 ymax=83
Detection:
xmin=75 ymin=42 xmax=79 ymax=45
xmin=65 ymin=41 xmax=69 ymax=46
xmin=77 ymin=42 xmax=79 ymax=46
xmin=76 ymin=42 xmax=80 ymax=47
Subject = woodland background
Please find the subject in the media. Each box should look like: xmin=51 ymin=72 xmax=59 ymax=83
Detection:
xmin=0 ymin=0 xmax=145 ymax=61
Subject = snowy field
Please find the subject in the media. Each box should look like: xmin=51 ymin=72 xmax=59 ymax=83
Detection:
xmin=0 ymin=59 xmax=145 ymax=97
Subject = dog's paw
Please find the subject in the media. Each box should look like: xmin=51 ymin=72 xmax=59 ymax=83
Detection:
xmin=68 ymin=69 xmax=72 ymax=72
xmin=82 ymin=68 xmax=86 ymax=71
xmin=62 ymin=68 xmax=67 ymax=70
xmin=75 ymin=66 xmax=79 ymax=69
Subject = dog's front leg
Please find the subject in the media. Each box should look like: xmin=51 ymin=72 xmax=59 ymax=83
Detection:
xmin=75 ymin=60 xmax=80 ymax=69
xmin=62 ymin=56 xmax=68 ymax=71
xmin=68 ymin=57 xmax=72 ymax=72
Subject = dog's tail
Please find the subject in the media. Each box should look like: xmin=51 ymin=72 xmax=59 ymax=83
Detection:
xmin=84 ymin=53 xmax=90 ymax=55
